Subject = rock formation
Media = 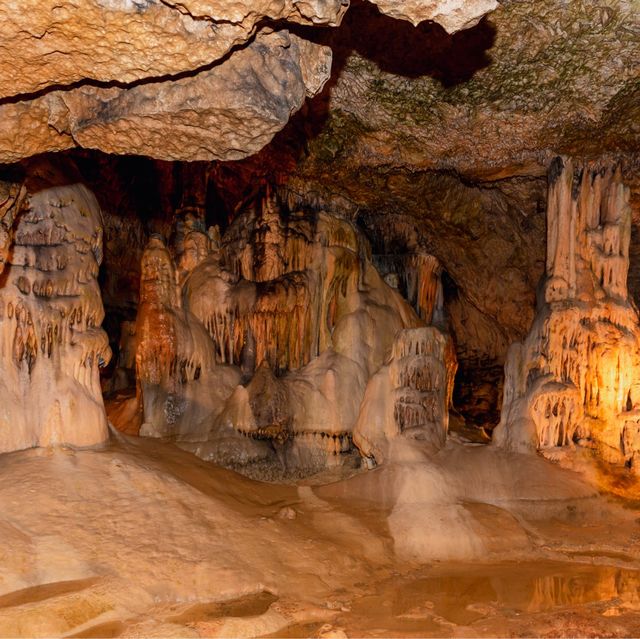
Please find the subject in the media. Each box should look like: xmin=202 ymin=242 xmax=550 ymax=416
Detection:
xmin=135 ymin=234 xmax=240 ymax=441
xmin=0 ymin=0 xmax=349 ymax=100
xmin=0 ymin=30 xmax=333 ymax=164
xmin=130 ymin=191 xmax=455 ymax=474
xmin=370 ymin=0 xmax=498 ymax=31
xmin=495 ymin=158 xmax=640 ymax=471
xmin=0 ymin=0 xmax=503 ymax=164
xmin=0 ymin=163 xmax=111 ymax=453
xmin=353 ymin=326 xmax=457 ymax=464
xmin=0 ymin=180 xmax=27 ymax=271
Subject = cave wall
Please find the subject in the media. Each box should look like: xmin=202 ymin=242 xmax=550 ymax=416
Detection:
xmin=71 ymin=151 xmax=548 ymax=433
xmin=14 ymin=146 xmax=638 ymax=449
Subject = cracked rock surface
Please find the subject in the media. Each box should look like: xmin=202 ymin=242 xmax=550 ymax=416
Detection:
xmin=0 ymin=0 xmax=499 ymax=163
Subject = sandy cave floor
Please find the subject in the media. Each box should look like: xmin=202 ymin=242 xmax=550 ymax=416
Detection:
xmin=0 ymin=433 xmax=640 ymax=638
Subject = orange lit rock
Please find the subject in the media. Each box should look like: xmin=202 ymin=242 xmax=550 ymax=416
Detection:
xmin=0 ymin=0 xmax=347 ymax=101
xmin=495 ymin=158 xmax=640 ymax=470
xmin=135 ymin=235 xmax=240 ymax=440
xmin=0 ymin=181 xmax=27 ymax=270
xmin=0 ymin=31 xmax=333 ymax=164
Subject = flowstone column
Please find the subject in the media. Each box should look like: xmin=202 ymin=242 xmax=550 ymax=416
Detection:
xmin=495 ymin=157 xmax=640 ymax=469
xmin=0 ymin=180 xmax=26 ymax=269
xmin=0 ymin=172 xmax=111 ymax=453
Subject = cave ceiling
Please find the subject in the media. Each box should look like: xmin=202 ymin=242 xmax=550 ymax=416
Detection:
xmin=0 ymin=0 xmax=636 ymax=171
xmin=0 ymin=0 xmax=495 ymax=162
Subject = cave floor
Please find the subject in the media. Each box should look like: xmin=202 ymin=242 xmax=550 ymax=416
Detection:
xmin=0 ymin=435 xmax=639 ymax=638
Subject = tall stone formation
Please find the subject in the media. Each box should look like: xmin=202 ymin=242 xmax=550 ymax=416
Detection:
xmin=495 ymin=158 xmax=640 ymax=470
xmin=0 ymin=180 xmax=27 ymax=270
xmin=135 ymin=234 xmax=240 ymax=441
xmin=0 ymin=164 xmax=111 ymax=453
xmin=130 ymin=191 xmax=456 ymax=473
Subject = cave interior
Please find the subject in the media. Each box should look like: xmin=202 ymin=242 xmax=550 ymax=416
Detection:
xmin=1 ymin=0 xmax=640 ymax=636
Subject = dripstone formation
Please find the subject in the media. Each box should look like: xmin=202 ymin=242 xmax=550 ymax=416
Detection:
xmin=496 ymin=158 xmax=640 ymax=471
xmin=122 ymin=192 xmax=456 ymax=474
xmin=0 ymin=163 xmax=111 ymax=453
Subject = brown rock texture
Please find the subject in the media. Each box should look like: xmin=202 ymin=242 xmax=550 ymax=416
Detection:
xmin=0 ymin=0 xmax=348 ymax=99
xmin=0 ymin=31 xmax=333 ymax=163
xmin=219 ymin=0 xmax=637 ymax=429
xmin=370 ymin=0 xmax=498 ymax=31
xmin=0 ymin=0 xmax=502 ymax=163
xmin=303 ymin=0 xmax=640 ymax=179
xmin=0 ymin=181 xmax=27 ymax=270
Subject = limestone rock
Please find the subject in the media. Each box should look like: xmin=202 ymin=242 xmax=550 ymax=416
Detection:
xmin=369 ymin=0 xmax=498 ymax=31
xmin=0 ymin=0 xmax=347 ymax=101
xmin=291 ymin=0 xmax=640 ymax=180
xmin=135 ymin=235 xmax=240 ymax=440
xmin=0 ymin=31 xmax=332 ymax=163
xmin=0 ymin=161 xmax=111 ymax=453
xmin=495 ymin=158 xmax=640 ymax=469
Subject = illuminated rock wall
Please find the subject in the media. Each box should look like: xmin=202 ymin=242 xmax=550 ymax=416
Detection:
xmin=495 ymin=158 xmax=640 ymax=469
xmin=0 ymin=170 xmax=111 ymax=453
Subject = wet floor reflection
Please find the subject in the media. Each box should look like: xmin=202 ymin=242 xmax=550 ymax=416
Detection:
xmin=339 ymin=561 xmax=640 ymax=636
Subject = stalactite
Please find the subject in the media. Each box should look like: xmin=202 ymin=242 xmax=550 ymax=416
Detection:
xmin=373 ymin=252 xmax=443 ymax=323
xmin=134 ymin=188 xmax=455 ymax=472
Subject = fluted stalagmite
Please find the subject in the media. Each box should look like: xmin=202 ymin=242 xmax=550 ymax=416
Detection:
xmin=495 ymin=158 xmax=640 ymax=470
xmin=0 ymin=166 xmax=111 ymax=453
xmin=353 ymin=326 xmax=457 ymax=464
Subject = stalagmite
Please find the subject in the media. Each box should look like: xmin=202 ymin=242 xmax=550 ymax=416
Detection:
xmin=353 ymin=326 xmax=457 ymax=464
xmin=135 ymin=235 xmax=240 ymax=440
xmin=495 ymin=158 xmax=640 ymax=471
xmin=0 ymin=180 xmax=26 ymax=271
xmin=0 ymin=165 xmax=111 ymax=452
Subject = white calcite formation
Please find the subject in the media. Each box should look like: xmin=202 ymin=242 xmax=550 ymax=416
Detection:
xmin=0 ymin=171 xmax=111 ymax=453
xmin=353 ymin=326 xmax=457 ymax=464
xmin=495 ymin=158 xmax=640 ymax=471
xmin=370 ymin=0 xmax=498 ymax=31
xmin=132 ymin=192 xmax=456 ymax=473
